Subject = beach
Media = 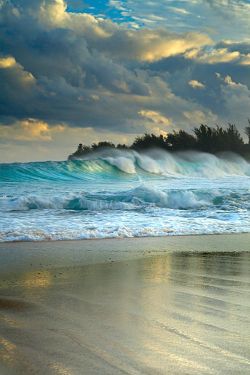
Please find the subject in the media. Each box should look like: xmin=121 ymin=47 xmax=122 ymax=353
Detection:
xmin=1 ymin=234 xmax=250 ymax=374
xmin=1 ymin=0 xmax=250 ymax=373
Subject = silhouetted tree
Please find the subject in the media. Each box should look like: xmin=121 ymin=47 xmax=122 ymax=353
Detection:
xmin=91 ymin=141 xmax=116 ymax=150
xmin=68 ymin=122 xmax=250 ymax=160
xmin=194 ymin=124 xmax=214 ymax=153
xmin=131 ymin=133 xmax=167 ymax=150
xmin=166 ymin=130 xmax=197 ymax=151
xmin=117 ymin=143 xmax=129 ymax=150
xmin=225 ymin=124 xmax=244 ymax=153
xmin=77 ymin=143 xmax=83 ymax=152
xmin=193 ymin=124 xmax=244 ymax=153
xmin=70 ymin=143 xmax=91 ymax=157
xmin=245 ymin=120 xmax=250 ymax=144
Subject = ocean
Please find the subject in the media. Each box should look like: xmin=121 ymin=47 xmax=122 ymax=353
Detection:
xmin=1 ymin=149 xmax=250 ymax=242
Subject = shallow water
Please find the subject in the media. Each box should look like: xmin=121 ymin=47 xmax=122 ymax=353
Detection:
xmin=0 ymin=251 xmax=250 ymax=374
xmin=1 ymin=150 xmax=250 ymax=241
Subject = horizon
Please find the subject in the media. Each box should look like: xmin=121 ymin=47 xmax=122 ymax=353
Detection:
xmin=0 ymin=0 xmax=250 ymax=162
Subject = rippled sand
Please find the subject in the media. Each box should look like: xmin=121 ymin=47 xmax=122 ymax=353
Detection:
xmin=0 ymin=236 xmax=250 ymax=374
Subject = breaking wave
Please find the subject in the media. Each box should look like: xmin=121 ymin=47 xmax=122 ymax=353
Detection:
xmin=1 ymin=150 xmax=250 ymax=182
xmin=1 ymin=182 xmax=249 ymax=214
xmin=0 ymin=186 xmax=221 ymax=212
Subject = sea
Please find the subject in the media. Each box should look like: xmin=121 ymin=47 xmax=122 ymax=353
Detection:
xmin=1 ymin=149 xmax=250 ymax=242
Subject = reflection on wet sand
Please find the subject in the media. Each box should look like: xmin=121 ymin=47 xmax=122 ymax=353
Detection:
xmin=22 ymin=270 xmax=52 ymax=289
xmin=0 ymin=336 xmax=17 ymax=367
xmin=0 ymin=251 xmax=250 ymax=374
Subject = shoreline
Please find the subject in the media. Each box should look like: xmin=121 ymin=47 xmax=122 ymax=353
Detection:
xmin=2 ymin=230 xmax=250 ymax=244
xmin=1 ymin=233 xmax=250 ymax=275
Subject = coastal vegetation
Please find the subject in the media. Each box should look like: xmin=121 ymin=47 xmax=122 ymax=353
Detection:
xmin=69 ymin=123 xmax=250 ymax=159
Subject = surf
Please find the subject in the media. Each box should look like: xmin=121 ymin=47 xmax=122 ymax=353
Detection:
xmin=1 ymin=150 xmax=250 ymax=182
xmin=1 ymin=150 xmax=250 ymax=242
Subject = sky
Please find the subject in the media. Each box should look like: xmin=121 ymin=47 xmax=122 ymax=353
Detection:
xmin=0 ymin=0 xmax=250 ymax=162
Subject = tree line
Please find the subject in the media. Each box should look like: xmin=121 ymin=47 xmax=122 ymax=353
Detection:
xmin=69 ymin=122 xmax=250 ymax=159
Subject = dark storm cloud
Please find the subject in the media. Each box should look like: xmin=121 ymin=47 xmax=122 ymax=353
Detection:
xmin=0 ymin=0 xmax=249 ymax=139
xmin=0 ymin=0 xmax=214 ymax=133
xmin=0 ymin=1 xmax=149 ymax=128
xmin=147 ymin=40 xmax=250 ymax=126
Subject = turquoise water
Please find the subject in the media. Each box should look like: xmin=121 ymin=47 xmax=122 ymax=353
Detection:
xmin=1 ymin=150 xmax=250 ymax=241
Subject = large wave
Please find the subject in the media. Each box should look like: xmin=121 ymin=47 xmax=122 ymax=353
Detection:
xmin=1 ymin=150 xmax=250 ymax=182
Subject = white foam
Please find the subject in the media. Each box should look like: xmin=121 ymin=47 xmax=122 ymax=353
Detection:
xmin=100 ymin=149 xmax=250 ymax=177
xmin=0 ymin=185 xmax=216 ymax=212
xmin=103 ymin=156 xmax=136 ymax=174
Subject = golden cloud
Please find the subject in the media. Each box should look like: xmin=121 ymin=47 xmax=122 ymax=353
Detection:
xmin=35 ymin=2 xmax=212 ymax=62
xmin=0 ymin=119 xmax=65 ymax=142
xmin=188 ymin=80 xmax=205 ymax=89
xmin=240 ymin=53 xmax=250 ymax=65
xmin=187 ymin=48 xmax=240 ymax=64
xmin=0 ymin=56 xmax=35 ymax=86
xmin=39 ymin=0 xmax=68 ymax=27
xmin=139 ymin=110 xmax=171 ymax=126
xmin=122 ymin=30 xmax=212 ymax=62
xmin=0 ymin=57 xmax=16 ymax=69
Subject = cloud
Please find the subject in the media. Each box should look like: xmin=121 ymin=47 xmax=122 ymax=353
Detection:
xmin=92 ymin=27 xmax=211 ymax=62
xmin=0 ymin=56 xmax=35 ymax=84
xmin=0 ymin=55 xmax=36 ymax=120
xmin=39 ymin=0 xmax=68 ymax=26
xmin=187 ymin=48 xmax=240 ymax=64
xmin=183 ymin=110 xmax=217 ymax=124
xmin=188 ymin=80 xmax=205 ymax=89
xmin=186 ymin=46 xmax=250 ymax=66
xmin=216 ymin=41 xmax=250 ymax=66
xmin=147 ymin=47 xmax=250 ymax=129
xmin=0 ymin=120 xmax=137 ymax=162
xmin=0 ymin=119 xmax=65 ymax=142
xmin=219 ymin=74 xmax=250 ymax=123
xmin=170 ymin=7 xmax=191 ymax=16
xmin=240 ymin=54 xmax=250 ymax=66
xmin=185 ymin=40 xmax=250 ymax=66
xmin=138 ymin=110 xmax=171 ymax=126
xmin=107 ymin=0 xmax=250 ymax=41
xmin=0 ymin=0 xmax=250 ymax=162
xmin=224 ymin=75 xmax=238 ymax=86
xmin=0 ymin=0 xmax=213 ymax=132
xmin=6 ymin=0 xmax=210 ymax=63
xmin=0 ymin=56 xmax=16 ymax=69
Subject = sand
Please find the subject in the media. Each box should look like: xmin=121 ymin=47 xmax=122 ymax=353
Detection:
xmin=0 ymin=234 xmax=250 ymax=374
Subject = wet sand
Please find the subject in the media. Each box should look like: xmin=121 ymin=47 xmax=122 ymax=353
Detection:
xmin=0 ymin=234 xmax=250 ymax=374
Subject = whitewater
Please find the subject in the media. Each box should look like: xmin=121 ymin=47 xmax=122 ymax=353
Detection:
xmin=0 ymin=149 xmax=250 ymax=242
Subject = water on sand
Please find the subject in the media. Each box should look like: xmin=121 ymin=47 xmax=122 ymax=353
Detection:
xmin=0 ymin=250 xmax=250 ymax=374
